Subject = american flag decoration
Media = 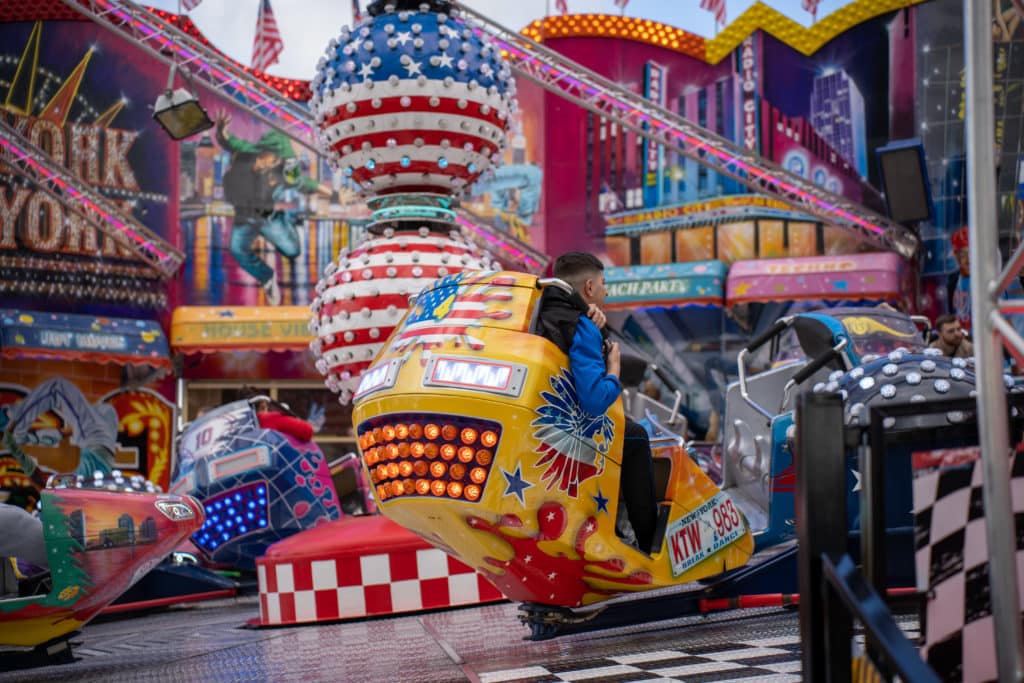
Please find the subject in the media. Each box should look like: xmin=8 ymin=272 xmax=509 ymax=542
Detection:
xmin=801 ymin=0 xmax=820 ymax=21
xmin=391 ymin=271 xmax=515 ymax=353
xmin=613 ymin=0 xmax=629 ymax=11
xmin=700 ymin=0 xmax=727 ymax=26
xmin=555 ymin=0 xmax=569 ymax=15
xmin=352 ymin=0 xmax=363 ymax=23
xmin=182 ymin=0 xmax=203 ymax=11
xmin=252 ymin=0 xmax=284 ymax=73
xmin=311 ymin=228 xmax=498 ymax=403
xmin=308 ymin=1 xmax=518 ymax=404
xmin=309 ymin=3 xmax=517 ymax=197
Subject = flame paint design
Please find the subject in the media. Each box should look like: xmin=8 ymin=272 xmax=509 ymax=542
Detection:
xmin=467 ymin=501 xmax=652 ymax=607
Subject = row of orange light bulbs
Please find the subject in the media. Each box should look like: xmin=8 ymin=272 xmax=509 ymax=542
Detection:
xmin=376 ymin=478 xmax=483 ymax=502
xmin=371 ymin=457 xmax=489 ymax=485
xmin=359 ymin=423 xmax=499 ymax=450
xmin=364 ymin=442 xmax=493 ymax=466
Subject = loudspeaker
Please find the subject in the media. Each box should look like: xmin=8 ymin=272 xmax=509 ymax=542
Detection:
xmin=876 ymin=139 xmax=933 ymax=225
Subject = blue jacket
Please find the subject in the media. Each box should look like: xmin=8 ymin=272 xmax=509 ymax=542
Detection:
xmin=569 ymin=316 xmax=621 ymax=416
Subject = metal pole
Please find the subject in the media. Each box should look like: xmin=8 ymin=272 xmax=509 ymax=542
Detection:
xmin=965 ymin=0 xmax=1024 ymax=680
xmin=796 ymin=391 xmax=849 ymax=683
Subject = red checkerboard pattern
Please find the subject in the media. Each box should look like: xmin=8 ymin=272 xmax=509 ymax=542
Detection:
xmin=257 ymin=546 xmax=504 ymax=625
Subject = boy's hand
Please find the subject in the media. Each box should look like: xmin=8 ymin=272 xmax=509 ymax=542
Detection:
xmin=586 ymin=303 xmax=606 ymax=329
xmin=606 ymin=341 xmax=621 ymax=377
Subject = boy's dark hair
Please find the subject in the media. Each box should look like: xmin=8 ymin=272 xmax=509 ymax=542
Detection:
xmin=934 ymin=313 xmax=958 ymax=330
xmin=552 ymin=252 xmax=604 ymax=288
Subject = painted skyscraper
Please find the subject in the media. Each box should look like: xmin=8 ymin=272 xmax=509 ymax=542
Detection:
xmin=810 ymin=68 xmax=868 ymax=178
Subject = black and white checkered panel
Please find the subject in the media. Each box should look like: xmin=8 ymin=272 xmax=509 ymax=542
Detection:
xmin=913 ymin=452 xmax=1024 ymax=683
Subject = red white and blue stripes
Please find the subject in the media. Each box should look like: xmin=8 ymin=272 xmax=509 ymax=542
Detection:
xmin=309 ymin=228 xmax=495 ymax=402
xmin=309 ymin=7 xmax=516 ymax=196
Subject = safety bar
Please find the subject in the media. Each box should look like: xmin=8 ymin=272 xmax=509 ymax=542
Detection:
xmin=536 ymin=277 xmax=574 ymax=294
xmin=744 ymin=318 xmax=791 ymax=354
xmin=780 ymin=339 xmax=848 ymax=412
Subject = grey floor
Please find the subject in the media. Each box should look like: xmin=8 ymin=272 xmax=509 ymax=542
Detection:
xmin=0 ymin=595 xmax=917 ymax=682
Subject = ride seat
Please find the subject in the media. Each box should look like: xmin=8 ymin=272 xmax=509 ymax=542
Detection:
xmin=652 ymin=456 xmax=672 ymax=503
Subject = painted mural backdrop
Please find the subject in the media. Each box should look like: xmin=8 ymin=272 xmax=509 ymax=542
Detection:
xmin=178 ymin=111 xmax=365 ymax=307
xmin=0 ymin=380 xmax=176 ymax=497
xmin=911 ymin=0 xmax=1024 ymax=325
xmin=530 ymin=12 xmax=909 ymax=266
xmin=0 ymin=21 xmax=177 ymax=312
xmin=462 ymin=77 xmax=547 ymax=253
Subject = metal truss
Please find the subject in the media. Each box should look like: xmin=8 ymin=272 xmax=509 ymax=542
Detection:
xmin=457 ymin=5 xmax=918 ymax=258
xmin=0 ymin=116 xmax=184 ymax=278
xmin=58 ymin=0 xmax=915 ymax=257
xmin=59 ymin=0 xmax=316 ymax=149
xmin=455 ymin=210 xmax=550 ymax=273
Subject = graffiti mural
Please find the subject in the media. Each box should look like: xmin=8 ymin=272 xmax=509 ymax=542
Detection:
xmin=179 ymin=110 xmax=363 ymax=307
xmin=0 ymin=380 xmax=176 ymax=494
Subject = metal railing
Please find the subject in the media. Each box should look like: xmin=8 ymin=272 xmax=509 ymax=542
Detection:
xmin=963 ymin=0 xmax=1024 ymax=678
xmin=796 ymin=391 xmax=942 ymax=683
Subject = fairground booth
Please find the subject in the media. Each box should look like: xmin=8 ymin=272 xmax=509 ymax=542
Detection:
xmin=0 ymin=309 xmax=176 ymax=492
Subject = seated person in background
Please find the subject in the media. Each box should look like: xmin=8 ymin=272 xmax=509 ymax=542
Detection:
xmin=929 ymin=313 xmax=974 ymax=359
xmin=537 ymin=252 xmax=659 ymax=552
xmin=246 ymin=394 xmax=315 ymax=443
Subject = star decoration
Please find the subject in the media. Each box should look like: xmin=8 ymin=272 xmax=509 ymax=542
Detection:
xmin=358 ymin=63 xmax=375 ymax=78
xmin=591 ymin=488 xmax=609 ymax=514
xmin=734 ymin=281 xmax=753 ymax=295
xmin=441 ymin=25 xmax=461 ymax=39
xmin=437 ymin=53 xmax=454 ymax=69
xmin=404 ymin=60 xmax=423 ymax=77
xmin=502 ymin=463 xmax=533 ymax=505
xmin=394 ymin=31 xmax=413 ymax=46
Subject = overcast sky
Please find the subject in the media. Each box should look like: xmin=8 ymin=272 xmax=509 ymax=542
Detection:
xmin=147 ymin=0 xmax=862 ymax=79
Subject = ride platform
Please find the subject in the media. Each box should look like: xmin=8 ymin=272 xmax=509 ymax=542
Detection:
xmin=0 ymin=595 xmax=920 ymax=681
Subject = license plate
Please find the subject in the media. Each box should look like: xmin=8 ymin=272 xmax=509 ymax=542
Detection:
xmin=666 ymin=491 xmax=745 ymax=577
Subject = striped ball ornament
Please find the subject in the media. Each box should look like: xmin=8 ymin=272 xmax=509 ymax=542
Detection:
xmin=309 ymin=226 xmax=496 ymax=403
xmin=309 ymin=4 xmax=517 ymax=196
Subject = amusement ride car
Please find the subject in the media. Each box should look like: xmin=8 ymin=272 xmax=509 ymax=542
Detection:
xmin=351 ymin=272 xmax=980 ymax=637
